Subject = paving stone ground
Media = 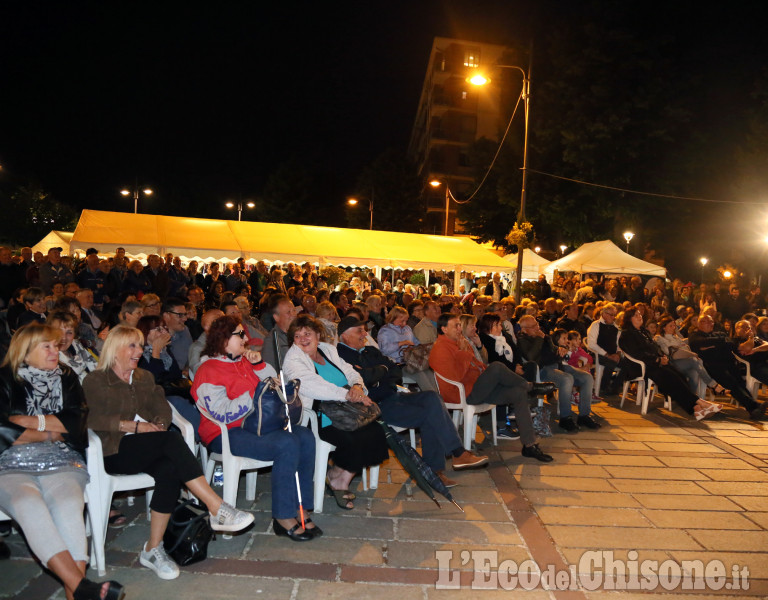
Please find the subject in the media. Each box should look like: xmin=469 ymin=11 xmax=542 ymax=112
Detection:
xmin=2 ymin=390 xmax=767 ymax=599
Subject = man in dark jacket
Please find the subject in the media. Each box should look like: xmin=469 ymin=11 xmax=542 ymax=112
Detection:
xmin=689 ymin=315 xmax=767 ymax=420
xmin=517 ymin=315 xmax=598 ymax=432
xmin=335 ymin=316 xmax=488 ymax=486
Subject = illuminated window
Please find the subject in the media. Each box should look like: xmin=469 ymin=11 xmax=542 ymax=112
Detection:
xmin=464 ymin=47 xmax=480 ymax=67
xmin=461 ymin=91 xmax=467 ymax=100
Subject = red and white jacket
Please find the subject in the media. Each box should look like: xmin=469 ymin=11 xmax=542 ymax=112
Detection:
xmin=191 ymin=355 xmax=277 ymax=446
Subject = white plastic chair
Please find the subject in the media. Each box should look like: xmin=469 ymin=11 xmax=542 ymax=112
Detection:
xmin=198 ymin=407 xmax=273 ymax=509
xmin=86 ymin=429 xmax=155 ymax=577
xmin=433 ymin=372 xmax=497 ymax=450
xmin=302 ymin=408 xmax=396 ymax=512
xmin=619 ymin=353 xmax=671 ymax=415
xmin=592 ymin=349 xmax=605 ymax=394
xmin=733 ymin=352 xmax=761 ymax=399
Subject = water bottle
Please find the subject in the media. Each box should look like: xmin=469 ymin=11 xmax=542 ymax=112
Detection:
xmin=213 ymin=465 xmax=224 ymax=487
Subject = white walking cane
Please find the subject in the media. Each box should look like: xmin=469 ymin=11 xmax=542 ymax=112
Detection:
xmin=273 ymin=330 xmax=306 ymax=529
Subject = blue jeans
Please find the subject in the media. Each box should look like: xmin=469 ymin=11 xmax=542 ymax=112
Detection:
xmin=208 ymin=425 xmax=315 ymax=519
xmin=168 ymin=395 xmax=201 ymax=442
xmin=378 ymin=391 xmax=463 ymax=472
xmin=541 ymin=363 xmax=593 ymax=418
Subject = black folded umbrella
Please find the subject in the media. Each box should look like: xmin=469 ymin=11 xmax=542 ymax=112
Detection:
xmin=378 ymin=420 xmax=463 ymax=512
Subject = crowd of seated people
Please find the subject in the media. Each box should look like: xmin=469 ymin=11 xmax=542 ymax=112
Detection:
xmin=4 ymin=245 xmax=768 ymax=587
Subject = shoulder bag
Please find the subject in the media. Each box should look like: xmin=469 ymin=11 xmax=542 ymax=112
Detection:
xmin=242 ymin=377 xmax=303 ymax=436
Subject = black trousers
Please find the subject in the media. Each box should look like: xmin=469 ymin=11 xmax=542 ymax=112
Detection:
xmin=319 ymin=420 xmax=389 ymax=473
xmin=701 ymin=362 xmax=758 ymax=412
xmin=104 ymin=431 xmax=203 ymax=513
xmin=646 ymin=364 xmax=698 ymax=414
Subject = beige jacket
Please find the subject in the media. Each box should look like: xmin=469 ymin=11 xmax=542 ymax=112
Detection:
xmin=83 ymin=368 xmax=170 ymax=456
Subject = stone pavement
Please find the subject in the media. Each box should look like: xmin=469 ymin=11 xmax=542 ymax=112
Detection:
xmin=3 ymin=391 xmax=768 ymax=599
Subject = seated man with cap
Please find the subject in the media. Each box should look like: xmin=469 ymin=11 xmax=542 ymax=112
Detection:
xmin=335 ymin=315 xmax=489 ymax=487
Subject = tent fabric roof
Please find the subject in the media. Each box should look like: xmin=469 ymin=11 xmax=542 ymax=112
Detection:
xmin=32 ymin=230 xmax=74 ymax=255
xmin=541 ymin=240 xmax=666 ymax=277
xmin=70 ymin=210 xmax=516 ymax=273
xmin=502 ymin=248 xmax=552 ymax=280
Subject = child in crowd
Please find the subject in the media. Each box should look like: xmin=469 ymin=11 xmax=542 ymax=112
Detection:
xmin=566 ymin=330 xmax=602 ymax=402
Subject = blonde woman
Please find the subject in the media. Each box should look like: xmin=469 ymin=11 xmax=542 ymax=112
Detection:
xmin=83 ymin=326 xmax=254 ymax=581
xmin=0 ymin=324 xmax=124 ymax=599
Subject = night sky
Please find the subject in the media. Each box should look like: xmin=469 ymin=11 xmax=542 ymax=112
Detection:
xmin=1 ymin=1 xmax=533 ymax=217
xmin=2 ymin=1 xmax=768 ymax=278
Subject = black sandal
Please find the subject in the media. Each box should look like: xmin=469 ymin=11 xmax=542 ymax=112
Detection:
xmin=325 ymin=482 xmax=354 ymax=510
xmin=73 ymin=579 xmax=125 ymax=600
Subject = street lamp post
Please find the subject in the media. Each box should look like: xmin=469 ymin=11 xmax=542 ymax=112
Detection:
xmin=623 ymin=231 xmax=634 ymax=254
xmin=428 ymin=180 xmax=451 ymax=236
xmin=225 ymin=201 xmax=255 ymax=221
xmin=559 ymin=244 xmax=567 ymax=257
xmin=120 ymin=181 xmax=153 ymax=214
xmin=469 ymin=59 xmax=531 ymax=301
xmin=700 ymin=257 xmax=708 ymax=284
xmin=347 ymin=191 xmax=374 ymax=230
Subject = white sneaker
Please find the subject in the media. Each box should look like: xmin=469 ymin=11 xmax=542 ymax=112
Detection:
xmin=210 ymin=502 xmax=254 ymax=533
xmin=139 ymin=542 xmax=180 ymax=580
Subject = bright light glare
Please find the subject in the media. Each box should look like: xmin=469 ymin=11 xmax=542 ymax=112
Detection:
xmin=468 ymin=74 xmax=489 ymax=86
xmin=347 ymin=198 xmax=359 ymax=206
xmin=723 ymin=270 xmax=732 ymax=279
xmin=120 ymin=190 xmax=130 ymax=196
xmin=559 ymin=245 xmax=567 ymax=253
xmin=225 ymin=202 xmax=235 ymax=208
xmin=623 ymin=231 xmax=634 ymax=243
xmin=429 ymin=180 xmax=441 ymax=187
xmin=700 ymin=257 xmax=708 ymax=266
xmin=143 ymin=188 xmax=153 ymax=195
xmin=534 ymin=246 xmax=541 ymax=253
xmin=246 ymin=202 xmax=255 ymax=208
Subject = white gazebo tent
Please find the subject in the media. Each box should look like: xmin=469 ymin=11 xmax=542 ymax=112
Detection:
xmin=502 ymin=248 xmax=552 ymax=280
xmin=31 ymin=230 xmax=74 ymax=255
xmin=541 ymin=240 xmax=666 ymax=277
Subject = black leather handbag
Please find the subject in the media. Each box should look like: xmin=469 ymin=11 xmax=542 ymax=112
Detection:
xmin=163 ymin=499 xmax=214 ymax=566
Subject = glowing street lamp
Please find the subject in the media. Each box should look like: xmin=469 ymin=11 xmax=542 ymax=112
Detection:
xmin=534 ymin=246 xmax=541 ymax=253
xmin=469 ymin=59 xmax=531 ymax=301
xmin=699 ymin=257 xmax=708 ymax=284
xmin=120 ymin=183 xmax=153 ymax=213
xmin=559 ymin=245 xmax=567 ymax=256
xmin=226 ymin=200 xmax=255 ymax=221
xmin=429 ymin=179 xmax=452 ymax=236
xmin=623 ymin=231 xmax=634 ymax=254
xmin=347 ymin=193 xmax=374 ymax=230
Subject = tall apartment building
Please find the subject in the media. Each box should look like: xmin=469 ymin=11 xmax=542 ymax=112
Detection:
xmin=408 ymin=37 xmax=516 ymax=235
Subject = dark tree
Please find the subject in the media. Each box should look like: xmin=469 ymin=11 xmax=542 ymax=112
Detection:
xmin=346 ymin=149 xmax=423 ymax=232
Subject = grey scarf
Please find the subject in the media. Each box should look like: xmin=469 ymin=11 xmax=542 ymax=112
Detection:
xmin=17 ymin=364 xmax=64 ymax=415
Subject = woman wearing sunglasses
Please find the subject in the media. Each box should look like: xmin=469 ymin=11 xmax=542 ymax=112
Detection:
xmin=191 ymin=316 xmax=319 ymax=542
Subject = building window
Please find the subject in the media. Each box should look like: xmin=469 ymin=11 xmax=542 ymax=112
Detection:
xmin=461 ymin=91 xmax=467 ymax=100
xmin=464 ymin=47 xmax=480 ymax=67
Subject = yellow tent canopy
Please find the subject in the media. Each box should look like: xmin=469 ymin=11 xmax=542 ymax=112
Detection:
xmin=70 ymin=210 xmax=515 ymax=273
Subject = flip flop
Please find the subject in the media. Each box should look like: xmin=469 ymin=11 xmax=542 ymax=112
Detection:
xmin=108 ymin=511 xmax=128 ymax=528
xmin=325 ymin=482 xmax=354 ymax=510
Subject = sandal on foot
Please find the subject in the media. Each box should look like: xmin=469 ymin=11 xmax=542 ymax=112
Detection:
xmin=695 ymin=403 xmax=722 ymax=421
xmin=712 ymin=384 xmax=726 ymax=395
xmin=325 ymin=478 xmax=354 ymax=500
xmin=108 ymin=511 xmax=127 ymax=528
xmin=73 ymin=579 xmax=125 ymax=600
xmin=325 ymin=482 xmax=354 ymax=510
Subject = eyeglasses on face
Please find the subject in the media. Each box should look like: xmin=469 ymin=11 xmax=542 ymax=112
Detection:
xmin=166 ymin=310 xmax=187 ymax=318
xmin=231 ymin=330 xmax=246 ymax=339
